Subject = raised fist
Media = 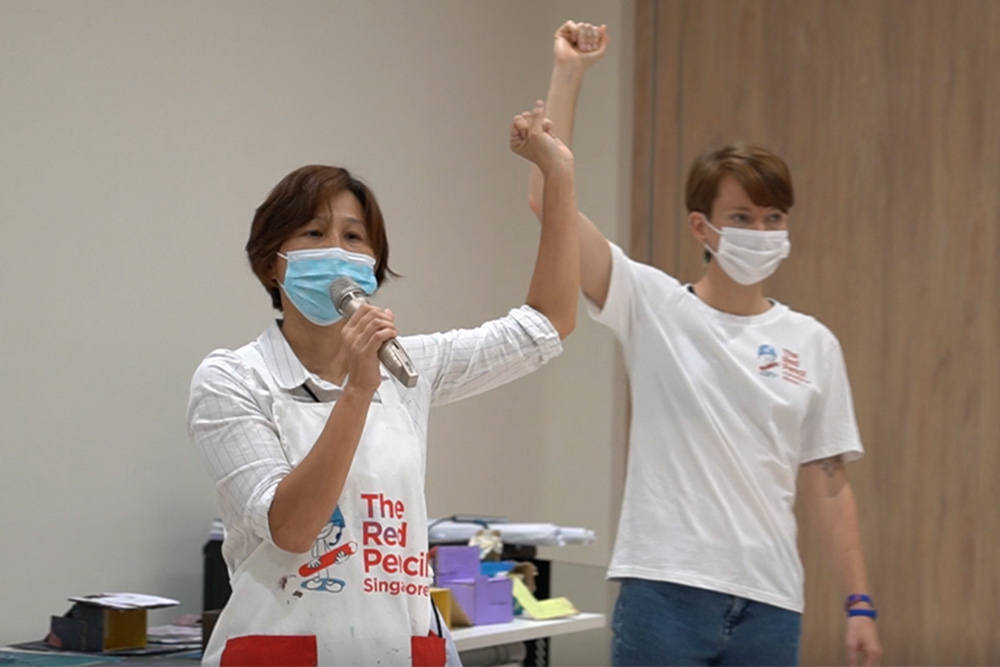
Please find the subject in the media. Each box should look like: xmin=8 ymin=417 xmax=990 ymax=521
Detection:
xmin=554 ymin=20 xmax=609 ymax=69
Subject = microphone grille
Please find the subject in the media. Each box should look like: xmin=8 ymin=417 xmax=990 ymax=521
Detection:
xmin=330 ymin=276 xmax=363 ymax=310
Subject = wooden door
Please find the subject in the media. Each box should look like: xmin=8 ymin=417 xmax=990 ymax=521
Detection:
xmin=630 ymin=1 xmax=1000 ymax=663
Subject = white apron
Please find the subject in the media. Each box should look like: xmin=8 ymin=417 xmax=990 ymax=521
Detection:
xmin=203 ymin=347 xmax=454 ymax=666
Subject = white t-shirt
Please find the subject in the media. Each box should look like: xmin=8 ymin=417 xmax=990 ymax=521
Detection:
xmin=590 ymin=243 xmax=863 ymax=613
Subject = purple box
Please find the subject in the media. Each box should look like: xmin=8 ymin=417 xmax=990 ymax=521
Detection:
xmin=444 ymin=575 xmax=514 ymax=626
xmin=433 ymin=546 xmax=480 ymax=584
xmin=480 ymin=575 xmax=514 ymax=624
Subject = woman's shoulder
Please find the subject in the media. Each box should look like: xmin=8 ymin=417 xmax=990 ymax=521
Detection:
xmin=193 ymin=346 xmax=251 ymax=380
xmin=190 ymin=339 xmax=273 ymax=397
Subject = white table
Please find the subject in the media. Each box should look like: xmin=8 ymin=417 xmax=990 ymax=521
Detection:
xmin=450 ymin=612 xmax=606 ymax=652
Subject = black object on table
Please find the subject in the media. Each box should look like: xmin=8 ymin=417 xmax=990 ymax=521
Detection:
xmin=202 ymin=537 xmax=232 ymax=613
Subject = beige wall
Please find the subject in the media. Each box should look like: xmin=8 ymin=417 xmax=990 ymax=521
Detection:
xmin=631 ymin=0 xmax=1000 ymax=664
xmin=0 ymin=1 xmax=634 ymax=655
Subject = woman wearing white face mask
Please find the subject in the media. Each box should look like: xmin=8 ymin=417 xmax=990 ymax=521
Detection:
xmin=526 ymin=22 xmax=882 ymax=667
xmin=188 ymin=102 xmax=578 ymax=666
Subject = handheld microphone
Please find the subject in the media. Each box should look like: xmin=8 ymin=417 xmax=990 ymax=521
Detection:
xmin=330 ymin=277 xmax=419 ymax=388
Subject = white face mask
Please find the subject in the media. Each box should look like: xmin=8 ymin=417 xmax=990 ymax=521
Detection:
xmin=703 ymin=218 xmax=791 ymax=285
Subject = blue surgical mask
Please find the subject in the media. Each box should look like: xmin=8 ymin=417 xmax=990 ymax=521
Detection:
xmin=278 ymin=247 xmax=378 ymax=325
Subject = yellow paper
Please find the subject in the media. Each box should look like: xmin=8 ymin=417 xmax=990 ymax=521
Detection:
xmin=509 ymin=574 xmax=579 ymax=620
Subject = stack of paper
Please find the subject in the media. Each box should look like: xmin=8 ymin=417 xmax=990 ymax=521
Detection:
xmin=428 ymin=521 xmax=595 ymax=547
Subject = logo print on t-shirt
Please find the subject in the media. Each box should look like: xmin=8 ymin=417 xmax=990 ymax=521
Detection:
xmin=758 ymin=344 xmax=811 ymax=386
xmin=758 ymin=344 xmax=779 ymax=377
xmin=779 ymin=349 xmax=810 ymax=385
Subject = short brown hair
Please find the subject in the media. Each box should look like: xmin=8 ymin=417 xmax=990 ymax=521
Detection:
xmin=246 ymin=165 xmax=396 ymax=310
xmin=685 ymin=142 xmax=794 ymax=217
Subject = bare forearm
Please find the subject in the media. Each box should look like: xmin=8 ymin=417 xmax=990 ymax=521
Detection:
xmin=268 ymin=386 xmax=373 ymax=552
xmin=529 ymin=62 xmax=587 ymax=214
xmin=801 ymin=459 xmax=872 ymax=597
xmin=812 ymin=484 xmax=871 ymax=596
xmin=526 ymin=163 xmax=578 ymax=338
xmin=802 ymin=457 xmax=882 ymax=664
xmin=527 ymin=62 xmax=611 ymax=307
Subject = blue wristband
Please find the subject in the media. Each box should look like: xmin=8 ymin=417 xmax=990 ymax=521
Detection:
xmin=848 ymin=608 xmax=878 ymax=620
xmin=844 ymin=593 xmax=874 ymax=612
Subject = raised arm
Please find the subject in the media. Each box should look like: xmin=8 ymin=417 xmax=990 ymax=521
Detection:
xmin=528 ymin=20 xmax=613 ymax=309
xmin=799 ymin=457 xmax=883 ymax=666
xmin=511 ymin=101 xmax=578 ymax=339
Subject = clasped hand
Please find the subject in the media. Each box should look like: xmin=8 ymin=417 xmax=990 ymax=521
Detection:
xmin=509 ymin=101 xmax=573 ymax=172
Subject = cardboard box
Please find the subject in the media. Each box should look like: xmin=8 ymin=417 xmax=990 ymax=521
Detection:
xmin=47 ymin=593 xmax=178 ymax=653
xmin=442 ymin=575 xmax=514 ymax=626
xmin=432 ymin=545 xmax=480 ymax=581
xmin=430 ymin=587 xmax=474 ymax=630
xmin=433 ymin=546 xmax=515 ymax=626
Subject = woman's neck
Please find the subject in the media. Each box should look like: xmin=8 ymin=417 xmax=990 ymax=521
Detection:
xmin=279 ymin=315 xmax=351 ymax=385
xmin=692 ymin=263 xmax=772 ymax=316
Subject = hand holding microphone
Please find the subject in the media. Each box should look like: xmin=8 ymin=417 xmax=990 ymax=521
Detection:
xmin=331 ymin=277 xmax=418 ymax=388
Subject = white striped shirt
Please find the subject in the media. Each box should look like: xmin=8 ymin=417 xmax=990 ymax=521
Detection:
xmin=187 ymin=305 xmax=561 ymax=573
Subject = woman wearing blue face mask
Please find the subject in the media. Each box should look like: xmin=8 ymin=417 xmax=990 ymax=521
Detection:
xmin=526 ymin=21 xmax=882 ymax=667
xmin=187 ymin=102 xmax=577 ymax=667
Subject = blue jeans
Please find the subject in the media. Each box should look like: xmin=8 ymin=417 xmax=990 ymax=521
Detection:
xmin=611 ymin=578 xmax=802 ymax=666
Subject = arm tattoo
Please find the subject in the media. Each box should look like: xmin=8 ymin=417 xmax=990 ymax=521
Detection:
xmin=814 ymin=455 xmax=844 ymax=478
